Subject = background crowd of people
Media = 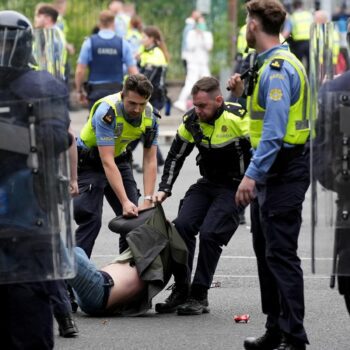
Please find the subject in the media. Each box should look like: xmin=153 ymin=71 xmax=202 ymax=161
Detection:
xmin=1 ymin=1 xmax=350 ymax=349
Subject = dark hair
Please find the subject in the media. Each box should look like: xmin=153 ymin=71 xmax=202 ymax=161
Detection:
xmin=130 ymin=15 xmax=143 ymax=31
xmin=36 ymin=3 xmax=59 ymax=23
xmin=293 ymin=1 xmax=303 ymax=9
xmin=247 ymin=0 xmax=286 ymax=36
xmin=191 ymin=76 xmax=221 ymax=97
xmin=123 ymin=74 xmax=153 ymax=99
xmin=143 ymin=25 xmax=170 ymax=63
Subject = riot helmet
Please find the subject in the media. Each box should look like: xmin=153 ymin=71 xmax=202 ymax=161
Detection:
xmin=0 ymin=10 xmax=33 ymax=68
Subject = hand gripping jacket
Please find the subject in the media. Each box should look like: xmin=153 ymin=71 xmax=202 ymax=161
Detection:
xmin=80 ymin=92 xmax=159 ymax=157
xmin=158 ymin=103 xmax=251 ymax=194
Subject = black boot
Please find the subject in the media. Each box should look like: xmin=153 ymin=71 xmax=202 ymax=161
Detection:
xmin=177 ymin=284 xmax=210 ymax=315
xmin=244 ymin=329 xmax=282 ymax=350
xmin=155 ymin=283 xmax=189 ymax=314
xmin=274 ymin=335 xmax=306 ymax=350
xmin=57 ymin=313 xmax=79 ymax=338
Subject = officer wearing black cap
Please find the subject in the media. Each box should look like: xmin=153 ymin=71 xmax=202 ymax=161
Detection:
xmin=0 ymin=10 xmax=76 ymax=349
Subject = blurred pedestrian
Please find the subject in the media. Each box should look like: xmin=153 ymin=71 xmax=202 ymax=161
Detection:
xmin=108 ymin=0 xmax=130 ymax=39
xmin=174 ymin=16 xmax=213 ymax=112
xmin=180 ymin=9 xmax=202 ymax=73
xmin=285 ymin=0 xmax=313 ymax=72
xmin=126 ymin=15 xmax=143 ymax=58
xmin=129 ymin=25 xmax=170 ymax=171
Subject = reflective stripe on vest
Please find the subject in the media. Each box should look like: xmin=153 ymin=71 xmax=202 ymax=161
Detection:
xmin=80 ymin=92 xmax=154 ymax=157
xmin=249 ymin=50 xmax=310 ymax=149
xmin=178 ymin=103 xmax=249 ymax=145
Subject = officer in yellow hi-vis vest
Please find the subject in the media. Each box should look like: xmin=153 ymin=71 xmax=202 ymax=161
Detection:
xmin=228 ymin=1 xmax=310 ymax=349
xmin=34 ymin=3 xmax=67 ymax=80
xmin=153 ymin=77 xmax=251 ymax=316
xmin=287 ymin=0 xmax=313 ymax=72
xmin=74 ymin=74 xmax=160 ymax=257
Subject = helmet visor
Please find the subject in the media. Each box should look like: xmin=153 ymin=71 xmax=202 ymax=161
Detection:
xmin=0 ymin=27 xmax=31 ymax=68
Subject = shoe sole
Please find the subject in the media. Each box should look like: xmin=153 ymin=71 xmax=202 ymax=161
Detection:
xmin=59 ymin=329 xmax=79 ymax=338
xmin=177 ymin=307 xmax=210 ymax=316
xmin=155 ymin=305 xmax=179 ymax=314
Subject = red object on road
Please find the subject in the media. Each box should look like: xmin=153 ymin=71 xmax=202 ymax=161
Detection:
xmin=233 ymin=314 xmax=250 ymax=323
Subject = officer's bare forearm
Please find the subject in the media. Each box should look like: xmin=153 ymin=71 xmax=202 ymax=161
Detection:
xmin=102 ymin=161 xmax=129 ymax=204
xmin=143 ymin=160 xmax=157 ymax=196
xmin=142 ymin=146 xmax=157 ymax=196
xmin=75 ymin=64 xmax=86 ymax=92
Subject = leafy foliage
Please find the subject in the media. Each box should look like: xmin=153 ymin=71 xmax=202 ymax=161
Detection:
xmin=0 ymin=0 xmax=232 ymax=79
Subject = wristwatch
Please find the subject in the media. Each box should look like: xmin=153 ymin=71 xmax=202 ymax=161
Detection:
xmin=144 ymin=195 xmax=153 ymax=201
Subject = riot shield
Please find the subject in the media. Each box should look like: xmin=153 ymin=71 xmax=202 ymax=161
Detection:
xmin=32 ymin=28 xmax=66 ymax=80
xmin=0 ymin=25 xmax=74 ymax=283
xmin=310 ymin=22 xmax=350 ymax=278
xmin=0 ymin=88 xmax=75 ymax=284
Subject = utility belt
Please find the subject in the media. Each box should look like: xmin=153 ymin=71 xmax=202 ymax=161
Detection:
xmin=77 ymin=146 xmax=132 ymax=172
xmin=269 ymin=144 xmax=307 ymax=175
xmin=201 ymin=169 xmax=243 ymax=186
xmin=99 ymin=270 xmax=114 ymax=310
xmin=84 ymin=81 xmax=123 ymax=94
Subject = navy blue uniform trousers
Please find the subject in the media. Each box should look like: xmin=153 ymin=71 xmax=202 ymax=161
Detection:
xmin=74 ymin=161 xmax=139 ymax=257
xmin=173 ymin=178 xmax=240 ymax=288
xmin=0 ymin=282 xmax=53 ymax=350
xmin=251 ymin=149 xmax=310 ymax=345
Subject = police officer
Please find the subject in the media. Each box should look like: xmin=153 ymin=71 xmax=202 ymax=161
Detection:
xmin=0 ymin=10 xmax=77 ymax=349
xmin=228 ymin=1 xmax=310 ymax=349
xmin=75 ymin=9 xmax=138 ymax=109
xmin=74 ymin=74 xmax=159 ymax=257
xmin=34 ymin=3 xmax=67 ymax=80
xmin=154 ymin=77 xmax=251 ymax=315
xmin=311 ymin=18 xmax=350 ymax=316
xmin=285 ymin=1 xmax=313 ymax=72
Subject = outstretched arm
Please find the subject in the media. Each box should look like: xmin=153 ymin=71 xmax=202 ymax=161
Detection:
xmin=99 ymin=145 xmax=138 ymax=217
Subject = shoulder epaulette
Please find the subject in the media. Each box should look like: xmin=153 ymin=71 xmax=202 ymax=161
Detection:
xmin=270 ymin=58 xmax=284 ymax=70
xmin=224 ymin=103 xmax=247 ymax=118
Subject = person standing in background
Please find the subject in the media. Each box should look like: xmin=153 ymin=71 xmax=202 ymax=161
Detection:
xmin=126 ymin=15 xmax=143 ymax=59
xmin=74 ymin=10 xmax=137 ymax=110
xmin=174 ymin=15 xmax=213 ymax=113
xmin=108 ymin=0 xmax=130 ymax=39
xmin=129 ymin=25 xmax=170 ymax=172
xmin=284 ymin=0 xmax=313 ymax=72
xmin=180 ymin=9 xmax=202 ymax=74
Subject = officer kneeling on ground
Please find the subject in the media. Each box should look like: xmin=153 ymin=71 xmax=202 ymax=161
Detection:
xmin=153 ymin=76 xmax=251 ymax=315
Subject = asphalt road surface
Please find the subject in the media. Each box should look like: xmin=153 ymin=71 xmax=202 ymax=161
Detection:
xmin=56 ymin=106 xmax=350 ymax=350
